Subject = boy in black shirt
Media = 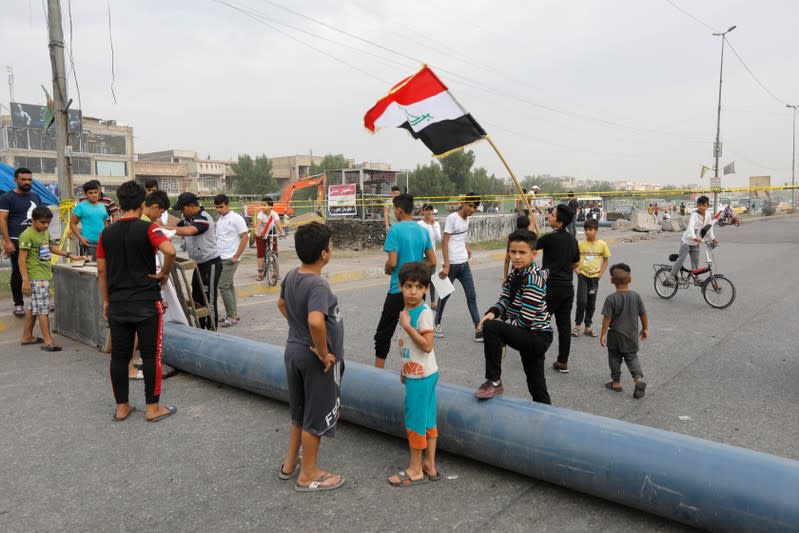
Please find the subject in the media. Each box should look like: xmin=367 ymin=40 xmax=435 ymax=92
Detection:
xmin=535 ymin=204 xmax=579 ymax=373
xmin=97 ymin=181 xmax=178 ymax=422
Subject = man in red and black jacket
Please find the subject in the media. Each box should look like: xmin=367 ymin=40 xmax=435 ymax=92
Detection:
xmin=97 ymin=180 xmax=178 ymax=423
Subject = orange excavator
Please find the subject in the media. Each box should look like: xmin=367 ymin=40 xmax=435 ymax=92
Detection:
xmin=247 ymin=173 xmax=326 ymax=217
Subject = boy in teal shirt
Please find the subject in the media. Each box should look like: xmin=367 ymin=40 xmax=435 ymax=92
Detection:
xmin=19 ymin=206 xmax=83 ymax=351
xmin=70 ymin=180 xmax=109 ymax=259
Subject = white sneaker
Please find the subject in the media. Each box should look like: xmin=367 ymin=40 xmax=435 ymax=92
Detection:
xmin=434 ymin=324 xmax=444 ymax=338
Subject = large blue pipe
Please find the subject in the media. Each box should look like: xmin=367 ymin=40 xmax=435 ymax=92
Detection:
xmin=162 ymin=324 xmax=799 ymax=532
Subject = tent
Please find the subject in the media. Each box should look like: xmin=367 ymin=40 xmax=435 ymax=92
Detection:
xmin=0 ymin=162 xmax=60 ymax=205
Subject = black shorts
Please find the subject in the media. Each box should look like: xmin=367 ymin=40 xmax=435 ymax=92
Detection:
xmin=284 ymin=343 xmax=344 ymax=437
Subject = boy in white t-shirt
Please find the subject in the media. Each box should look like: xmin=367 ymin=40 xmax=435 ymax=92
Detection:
xmin=387 ymin=262 xmax=440 ymax=486
xmin=255 ymin=197 xmax=286 ymax=281
xmin=435 ymin=193 xmax=482 ymax=342
xmin=416 ymin=203 xmax=441 ymax=309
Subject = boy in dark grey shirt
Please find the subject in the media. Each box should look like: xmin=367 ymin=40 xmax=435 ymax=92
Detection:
xmin=277 ymin=222 xmax=345 ymax=492
xmin=599 ymin=263 xmax=649 ymax=399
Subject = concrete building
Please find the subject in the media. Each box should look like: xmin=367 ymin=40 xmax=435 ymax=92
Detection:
xmin=134 ymin=149 xmax=234 ymax=194
xmin=0 ymin=111 xmax=135 ymax=194
xmin=271 ymin=154 xmax=357 ymax=189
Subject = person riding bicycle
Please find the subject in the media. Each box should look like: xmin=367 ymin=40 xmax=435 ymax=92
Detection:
xmin=665 ymin=196 xmax=717 ymax=287
xmin=255 ymin=197 xmax=286 ymax=281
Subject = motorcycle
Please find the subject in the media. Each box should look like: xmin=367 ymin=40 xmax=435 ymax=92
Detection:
xmin=717 ymin=212 xmax=740 ymax=227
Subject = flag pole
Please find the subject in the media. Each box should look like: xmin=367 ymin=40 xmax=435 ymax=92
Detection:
xmin=485 ymin=135 xmax=537 ymax=233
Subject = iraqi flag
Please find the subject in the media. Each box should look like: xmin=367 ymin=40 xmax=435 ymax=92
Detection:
xmin=364 ymin=66 xmax=486 ymax=157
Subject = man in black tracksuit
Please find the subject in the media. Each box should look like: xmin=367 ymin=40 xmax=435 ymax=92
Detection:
xmin=536 ymin=204 xmax=579 ymax=373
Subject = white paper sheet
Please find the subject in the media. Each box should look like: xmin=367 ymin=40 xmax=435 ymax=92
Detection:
xmin=431 ymin=272 xmax=455 ymax=299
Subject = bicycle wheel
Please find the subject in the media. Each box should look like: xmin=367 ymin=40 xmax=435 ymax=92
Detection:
xmin=702 ymin=274 xmax=735 ymax=309
xmin=653 ymin=267 xmax=678 ymax=299
xmin=266 ymin=252 xmax=280 ymax=287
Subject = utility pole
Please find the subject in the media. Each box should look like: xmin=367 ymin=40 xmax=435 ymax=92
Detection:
xmin=711 ymin=25 xmax=736 ymax=212
xmin=46 ymin=0 xmax=72 ymax=201
xmin=793 ymin=105 xmax=797 ymax=210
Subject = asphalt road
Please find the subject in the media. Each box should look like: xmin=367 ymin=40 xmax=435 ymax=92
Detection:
xmin=1 ymin=217 xmax=797 ymax=532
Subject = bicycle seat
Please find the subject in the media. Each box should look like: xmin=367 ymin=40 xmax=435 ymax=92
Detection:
xmin=669 ymin=253 xmax=679 ymax=262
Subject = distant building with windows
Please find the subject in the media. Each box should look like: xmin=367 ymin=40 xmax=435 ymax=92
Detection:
xmin=0 ymin=110 xmax=134 ymax=194
xmin=134 ymin=149 xmax=234 ymax=194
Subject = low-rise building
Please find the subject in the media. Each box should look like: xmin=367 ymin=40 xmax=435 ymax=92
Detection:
xmin=134 ymin=149 xmax=234 ymax=194
xmin=0 ymin=109 xmax=134 ymax=194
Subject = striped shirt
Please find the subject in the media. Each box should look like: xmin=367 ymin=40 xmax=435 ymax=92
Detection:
xmin=488 ymin=264 xmax=552 ymax=332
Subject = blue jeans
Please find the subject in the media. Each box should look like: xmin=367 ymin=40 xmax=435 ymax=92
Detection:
xmin=435 ymin=262 xmax=480 ymax=327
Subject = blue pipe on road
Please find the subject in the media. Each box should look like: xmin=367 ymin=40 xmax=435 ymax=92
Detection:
xmin=162 ymin=324 xmax=799 ymax=532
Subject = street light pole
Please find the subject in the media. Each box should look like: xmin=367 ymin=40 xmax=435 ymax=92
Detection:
xmin=711 ymin=25 xmax=736 ymax=212
xmin=793 ymin=105 xmax=797 ymax=209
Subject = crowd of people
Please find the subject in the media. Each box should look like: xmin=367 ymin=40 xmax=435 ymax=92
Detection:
xmin=4 ymin=170 xmax=727 ymax=493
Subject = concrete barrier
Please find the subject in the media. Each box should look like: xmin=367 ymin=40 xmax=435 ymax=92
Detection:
xmin=162 ymin=324 xmax=799 ymax=532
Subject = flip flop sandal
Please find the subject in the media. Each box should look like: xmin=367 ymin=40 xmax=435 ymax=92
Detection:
xmin=423 ymin=470 xmax=442 ymax=481
xmin=113 ymin=405 xmax=136 ymax=422
xmin=278 ymin=460 xmax=301 ymax=480
xmin=605 ymin=382 xmax=623 ymax=392
xmin=294 ymin=473 xmax=345 ymax=492
xmin=387 ymin=470 xmax=428 ymax=488
xmin=584 ymin=329 xmax=598 ymax=337
xmin=129 ymin=370 xmax=144 ymax=381
xmin=13 ymin=306 xmax=25 ymax=317
xmin=571 ymin=327 xmax=580 ymax=337
xmin=20 ymin=337 xmax=44 ymax=345
xmin=40 ymin=344 xmax=63 ymax=352
xmin=146 ymin=405 xmax=177 ymax=423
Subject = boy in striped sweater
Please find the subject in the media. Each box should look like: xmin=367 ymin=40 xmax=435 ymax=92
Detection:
xmin=475 ymin=230 xmax=554 ymax=404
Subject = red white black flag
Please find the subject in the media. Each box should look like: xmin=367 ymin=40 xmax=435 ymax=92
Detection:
xmin=364 ymin=66 xmax=486 ymax=157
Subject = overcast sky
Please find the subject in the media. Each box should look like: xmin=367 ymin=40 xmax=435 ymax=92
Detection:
xmin=2 ymin=0 xmax=798 ymax=186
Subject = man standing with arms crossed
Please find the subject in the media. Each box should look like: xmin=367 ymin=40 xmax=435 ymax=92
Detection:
xmin=214 ymin=194 xmax=249 ymax=327
xmin=0 ymin=168 xmax=41 ymax=317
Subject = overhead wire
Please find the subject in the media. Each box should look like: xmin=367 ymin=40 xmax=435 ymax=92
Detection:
xmin=66 ymin=0 xmax=82 ymax=112
xmin=662 ymin=0 xmax=787 ymax=106
xmin=107 ymin=0 xmax=117 ymax=103
xmin=213 ymin=0 xmax=394 ymax=84
xmin=225 ymin=0 xmax=709 ymax=144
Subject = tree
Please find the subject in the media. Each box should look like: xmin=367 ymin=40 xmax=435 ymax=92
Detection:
xmin=408 ymin=162 xmax=456 ymax=198
xmin=439 ymin=150 xmax=475 ymax=192
xmin=232 ymin=154 xmax=276 ymax=194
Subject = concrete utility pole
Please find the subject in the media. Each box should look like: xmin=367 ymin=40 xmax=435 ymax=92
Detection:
xmin=711 ymin=25 xmax=736 ymax=212
xmin=788 ymin=104 xmax=797 ymax=209
xmin=46 ymin=0 xmax=72 ymax=200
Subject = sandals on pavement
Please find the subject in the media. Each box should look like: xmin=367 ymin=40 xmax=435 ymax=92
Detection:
xmin=387 ymin=470 xmax=428 ymax=487
xmin=13 ymin=305 xmax=25 ymax=317
xmin=113 ymin=405 xmax=136 ymax=422
xmin=605 ymin=382 xmax=623 ymax=392
xmin=256 ymin=270 xmax=265 ymax=281
xmin=146 ymin=405 xmax=177 ymax=423
xmin=278 ymin=460 xmax=301 ymax=480
xmin=20 ymin=337 xmax=44 ymax=345
xmin=40 ymin=344 xmax=62 ymax=352
xmin=584 ymin=329 xmax=598 ymax=337
xmin=633 ymin=381 xmax=647 ymax=399
xmin=423 ymin=469 xmax=441 ymax=481
xmin=294 ymin=473 xmax=344 ymax=492
xmin=571 ymin=327 xmax=580 ymax=337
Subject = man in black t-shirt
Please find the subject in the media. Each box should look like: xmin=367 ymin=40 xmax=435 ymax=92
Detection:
xmin=536 ymin=204 xmax=579 ymax=373
xmin=0 ymin=168 xmax=42 ymax=316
